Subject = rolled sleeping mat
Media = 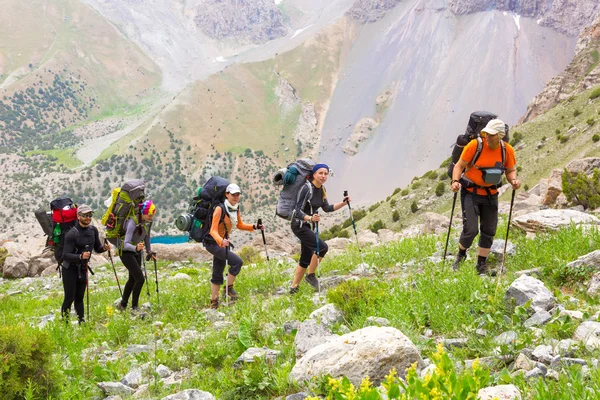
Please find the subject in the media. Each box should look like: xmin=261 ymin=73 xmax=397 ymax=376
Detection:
xmin=35 ymin=208 xmax=54 ymax=236
xmin=175 ymin=214 xmax=193 ymax=232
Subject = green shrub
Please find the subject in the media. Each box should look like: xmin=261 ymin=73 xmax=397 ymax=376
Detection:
xmin=438 ymin=173 xmax=448 ymax=181
xmin=327 ymin=279 xmax=385 ymax=320
xmin=412 ymin=181 xmax=421 ymax=189
xmin=368 ymin=203 xmax=380 ymax=212
xmin=0 ymin=324 xmax=59 ymax=398
xmin=392 ymin=187 xmax=401 ymax=196
xmin=559 ymin=135 xmax=569 ymax=143
xmin=428 ymin=170 xmax=438 ymax=180
xmin=0 ymin=247 xmax=6 ymax=270
xmin=390 ymin=199 xmax=397 ymax=207
xmin=440 ymin=157 xmax=452 ymax=168
xmin=411 ymin=200 xmax=418 ymax=213
xmin=574 ymin=109 xmax=582 ymax=117
xmin=239 ymin=245 xmax=263 ymax=265
xmin=368 ymin=220 xmax=386 ymax=233
xmin=435 ymin=182 xmax=445 ymax=197
xmin=593 ymin=134 xmax=600 ymax=142
xmin=401 ymin=189 xmax=409 ymax=196
xmin=562 ymin=167 xmax=600 ymax=209
xmin=392 ymin=210 xmax=400 ymax=222
xmin=342 ymin=209 xmax=367 ymax=228
xmin=590 ymin=87 xmax=600 ymax=100
xmin=588 ymin=118 xmax=596 ymax=126
xmin=524 ymin=183 xmax=529 ymax=191
xmin=510 ymin=131 xmax=523 ymax=146
xmin=555 ymin=129 xmax=561 ymax=135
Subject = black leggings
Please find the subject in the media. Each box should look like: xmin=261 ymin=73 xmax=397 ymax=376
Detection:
xmin=61 ymin=264 xmax=87 ymax=321
xmin=121 ymin=251 xmax=145 ymax=308
xmin=459 ymin=188 xmax=499 ymax=250
xmin=204 ymin=242 xmax=243 ymax=285
xmin=291 ymin=221 xmax=328 ymax=268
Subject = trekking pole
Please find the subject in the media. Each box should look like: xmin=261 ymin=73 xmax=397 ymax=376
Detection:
xmin=314 ymin=215 xmax=321 ymax=294
xmin=497 ymin=189 xmax=516 ymax=289
xmin=83 ymin=245 xmax=92 ymax=323
xmin=105 ymin=238 xmax=122 ymax=297
xmin=148 ymin=253 xmax=160 ymax=308
xmin=141 ymin=250 xmax=151 ymax=298
xmin=224 ymin=230 xmax=230 ymax=307
xmin=443 ymin=192 xmax=458 ymax=265
xmin=343 ymin=190 xmax=370 ymax=267
xmin=258 ymin=218 xmax=276 ymax=289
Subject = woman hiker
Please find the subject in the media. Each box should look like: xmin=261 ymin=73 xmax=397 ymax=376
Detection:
xmin=205 ymin=183 xmax=264 ymax=309
xmin=61 ymin=204 xmax=110 ymax=324
xmin=116 ymin=200 xmax=157 ymax=315
xmin=289 ymin=163 xmax=350 ymax=294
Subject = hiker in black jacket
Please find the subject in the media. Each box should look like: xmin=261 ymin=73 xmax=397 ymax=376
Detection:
xmin=289 ymin=163 xmax=350 ymax=294
xmin=61 ymin=204 xmax=109 ymax=324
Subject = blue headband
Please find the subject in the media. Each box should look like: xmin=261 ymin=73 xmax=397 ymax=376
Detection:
xmin=312 ymin=163 xmax=329 ymax=174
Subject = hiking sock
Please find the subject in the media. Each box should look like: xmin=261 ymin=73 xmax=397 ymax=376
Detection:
xmin=477 ymin=255 xmax=487 ymax=265
xmin=458 ymin=248 xmax=467 ymax=256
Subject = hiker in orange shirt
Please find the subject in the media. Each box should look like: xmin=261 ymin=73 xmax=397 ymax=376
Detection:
xmin=450 ymin=119 xmax=521 ymax=275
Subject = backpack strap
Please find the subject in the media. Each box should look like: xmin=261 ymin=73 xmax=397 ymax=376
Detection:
xmin=467 ymin=137 xmax=484 ymax=170
xmin=290 ymin=181 xmax=313 ymax=223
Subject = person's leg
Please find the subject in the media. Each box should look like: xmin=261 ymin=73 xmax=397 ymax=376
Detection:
xmin=73 ymin=268 xmax=87 ymax=322
xmin=223 ymin=251 xmax=243 ymax=300
xmin=129 ymin=253 xmax=146 ymax=308
xmin=120 ymin=252 xmax=137 ymax=308
xmin=206 ymin=243 xmax=226 ymax=306
xmin=291 ymin=223 xmax=314 ymax=290
xmin=61 ymin=266 xmax=77 ymax=321
xmin=454 ymin=190 xmax=479 ymax=269
xmin=477 ymin=195 xmax=499 ymax=274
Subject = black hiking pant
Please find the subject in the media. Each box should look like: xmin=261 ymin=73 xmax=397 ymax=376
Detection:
xmin=61 ymin=264 xmax=87 ymax=322
xmin=291 ymin=221 xmax=328 ymax=268
xmin=459 ymin=188 xmax=498 ymax=250
xmin=204 ymin=242 xmax=243 ymax=285
xmin=121 ymin=251 xmax=145 ymax=308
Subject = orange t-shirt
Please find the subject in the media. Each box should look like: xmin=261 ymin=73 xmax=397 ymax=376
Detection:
xmin=209 ymin=206 xmax=254 ymax=247
xmin=460 ymin=138 xmax=516 ymax=195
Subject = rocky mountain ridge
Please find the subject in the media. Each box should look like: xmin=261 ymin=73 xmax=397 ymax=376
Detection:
xmin=448 ymin=0 xmax=600 ymax=36
xmin=347 ymin=0 xmax=404 ymax=22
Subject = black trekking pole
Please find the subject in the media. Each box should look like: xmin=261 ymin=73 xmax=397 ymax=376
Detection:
xmin=147 ymin=253 xmax=160 ymax=308
xmin=497 ymin=189 xmax=517 ymax=288
xmin=443 ymin=192 xmax=458 ymax=265
xmin=82 ymin=245 xmax=95 ymax=323
xmin=314 ymin=215 xmax=321 ymax=294
xmin=343 ymin=190 xmax=369 ymax=267
xmin=258 ymin=218 xmax=276 ymax=289
xmin=141 ymin=250 xmax=151 ymax=298
xmin=224 ymin=231 xmax=230 ymax=307
xmin=105 ymin=238 xmax=122 ymax=297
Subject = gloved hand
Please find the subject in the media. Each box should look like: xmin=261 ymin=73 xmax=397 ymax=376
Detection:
xmin=283 ymin=166 xmax=299 ymax=186
xmin=146 ymin=251 xmax=156 ymax=261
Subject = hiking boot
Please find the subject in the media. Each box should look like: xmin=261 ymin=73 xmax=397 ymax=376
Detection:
xmin=304 ymin=273 xmax=320 ymax=291
xmin=78 ymin=318 xmax=85 ymax=325
xmin=222 ymin=284 xmax=239 ymax=301
xmin=116 ymin=302 xmax=126 ymax=312
xmin=130 ymin=307 xmax=147 ymax=319
xmin=289 ymin=286 xmax=300 ymax=295
xmin=452 ymin=253 xmax=466 ymax=271
xmin=476 ymin=260 xmax=489 ymax=276
xmin=210 ymin=298 xmax=219 ymax=309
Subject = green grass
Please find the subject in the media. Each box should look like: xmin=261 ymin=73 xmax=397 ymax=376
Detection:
xmin=26 ymin=148 xmax=83 ymax=169
xmin=3 ymin=224 xmax=600 ymax=398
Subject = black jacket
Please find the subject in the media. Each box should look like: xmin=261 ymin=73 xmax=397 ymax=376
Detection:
xmin=62 ymin=223 xmax=105 ymax=269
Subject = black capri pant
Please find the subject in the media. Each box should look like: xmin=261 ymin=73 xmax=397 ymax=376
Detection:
xmin=291 ymin=221 xmax=328 ymax=268
xmin=204 ymin=242 xmax=243 ymax=285
xmin=459 ymin=188 xmax=499 ymax=250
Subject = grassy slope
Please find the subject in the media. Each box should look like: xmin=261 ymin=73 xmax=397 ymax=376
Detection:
xmin=353 ymin=85 xmax=600 ymax=233
xmin=2 ymin=223 xmax=600 ymax=398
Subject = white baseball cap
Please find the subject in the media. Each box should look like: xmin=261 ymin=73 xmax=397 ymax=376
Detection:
xmin=226 ymin=183 xmax=241 ymax=194
xmin=481 ymin=119 xmax=507 ymax=138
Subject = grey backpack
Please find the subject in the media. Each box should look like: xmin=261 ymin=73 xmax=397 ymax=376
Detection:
xmin=274 ymin=158 xmax=315 ymax=220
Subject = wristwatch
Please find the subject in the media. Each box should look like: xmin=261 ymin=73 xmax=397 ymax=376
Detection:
xmin=452 ymin=179 xmax=459 ymax=184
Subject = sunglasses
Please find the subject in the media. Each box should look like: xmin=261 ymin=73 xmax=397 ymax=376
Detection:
xmin=79 ymin=212 xmax=93 ymax=218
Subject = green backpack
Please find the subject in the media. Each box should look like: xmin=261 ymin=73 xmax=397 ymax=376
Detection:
xmin=101 ymin=179 xmax=145 ymax=251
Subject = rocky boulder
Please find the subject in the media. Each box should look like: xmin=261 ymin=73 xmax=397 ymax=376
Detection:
xmin=512 ymin=209 xmax=600 ymax=233
xmin=347 ymin=0 xmax=403 ymax=23
xmin=294 ymin=319 xmax=337 ymax=359
xmin=308 ymin=304 xmax=344 ymax=328
xmin=565 ymin=157 xmax=600 ymax=176
xmin=325 ymin=237 xmax=353 ymax=256
xmin=567 ymin=250 xmax=600 ymax=270
xmin=573 ymin=321 xmax=600 ymax=350
xmin=234 ymin=347 xmax=281 ymax=368
xmin=538 ymin=169 xmax=564 ymax=207
xmin=250 ymin=231 xmax=298 ymax=256
xmin=422 ymin=212 xmax=450 ymax=235
xmin=357 ymin=230 xmax=379 ymax=246
xmin=505 ymin=275 xmax=555 ymax=313
xmin=477 ymin=384 xmax=522 ymax=400
xmin=28 ymin=252 xmax=56 ymax=277
xmin=152 ymin=243 xmax=210 ymax=263
xmin=2 ymin=254 xmax=29 ymax=279
xmin=161 ymin=389 xmax=215 ymax=400
xmin=290 ymin=326 xmax=421 ymax=385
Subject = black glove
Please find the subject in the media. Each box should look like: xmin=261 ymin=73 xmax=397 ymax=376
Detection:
xmin=146 ymin=251 xmax=156 ymax=262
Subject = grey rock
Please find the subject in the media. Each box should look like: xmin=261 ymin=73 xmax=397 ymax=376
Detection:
xmin=505 ymin=275 xmax=555 ymax=313
xmin=202 ymin=309 xmax=225 ymax=322
xmin=294 ymin=319 xmax=337 ymax=358
xmin=525 ymin=367 xmax=545 ymax=379
xmin=365 ymin=316 xmax=390 ymax=327
xmin=559 ymin=310 xmax=584 ymax=320
xmin=524 ymin=310 xmax=552 ymax=327
xmin=283 ymin=320 xmax=301 ymax=335
xmin=213 ymin=321 xmax=232 ymax=330
xmin=126 ymin=345 xmax=151 ymax=355
xmin=574 ymin=321 xmax=600 ymax=350
xmin=121 ymin=368 xmax=143 ymax=389
xmin=234 ymin=347 xmax=281 ymax=368
xmin=513 ymin=209 xmax=600 ymax=233
xmin=560 ymin=357 xmax=587 ymax=366
xmin=290 ymin=326 xmax=421 ymax=385
xmin=531 ymin=345 xmax=554 ymax=364
xmin=490 ymin=239 xmax=516 ymax=259
xmin=104 ymin=396 xmax=123 ymax=400
xmin=309 ymin=304 xmax=344 ymax=328
xmin=38 ymin=313 xmax=56 ymax=329
xmin=285 ymin=392 xmax=311 ymax=400
xmin=2 ymin=255 xmax=29 ymax=278
xmin=515 ymin=268 xmax=541 ymax=277
xmin=546 ymin=369 xmax=560 ymax=381
xmin=170 ymin=273 xmax=191 ymax=281
xmin=555 ymin=339 xmax=579 ymax=357
xmin=568 ymin=250 xmax=600 ymax=270
xmin=588 ymin=271 xmax=600 ymax=297
xmin=347 ymin=0 xmax=403 ymax=23
xmin=514 ymin=353 xmax=534 ymax=371
xmin=97 ymin=382 xmax=135 ymax=397
xmin=495 ymin=331 xmax=518 ymax=346
xmin=443 ymin=338 xmax=468 ymax=349
xmin=132 ymin=384 xmax=150 ymax=398
xmin=156 ymin=364 xmax=172 ymax=378
xmin=477 ymin=384 xmax=522 ymax=400
xmin=319 ymin=275 xmax=352 ymax=289
xmin=161 ymin=389 xmax=215 ymax=400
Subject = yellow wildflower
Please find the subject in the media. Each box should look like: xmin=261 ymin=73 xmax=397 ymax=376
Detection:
xmin=472 ymin=358 xmax=480 ymax=371
xmin=106 ymin=305 xmax=114 ymax=317
xmin=383 ymin=367 xmax=398 ymax=391
xmin=359 ymin=376 xmax=373 ymax=393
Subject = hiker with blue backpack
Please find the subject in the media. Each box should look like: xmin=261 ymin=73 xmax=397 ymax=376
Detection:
xmin=288 ymin=163 xmax=350 ymax=294
xmin=116 ymin=200 xmax=157 ymax=315
xmin=205 ymin=183 xmax=263 ymax=309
